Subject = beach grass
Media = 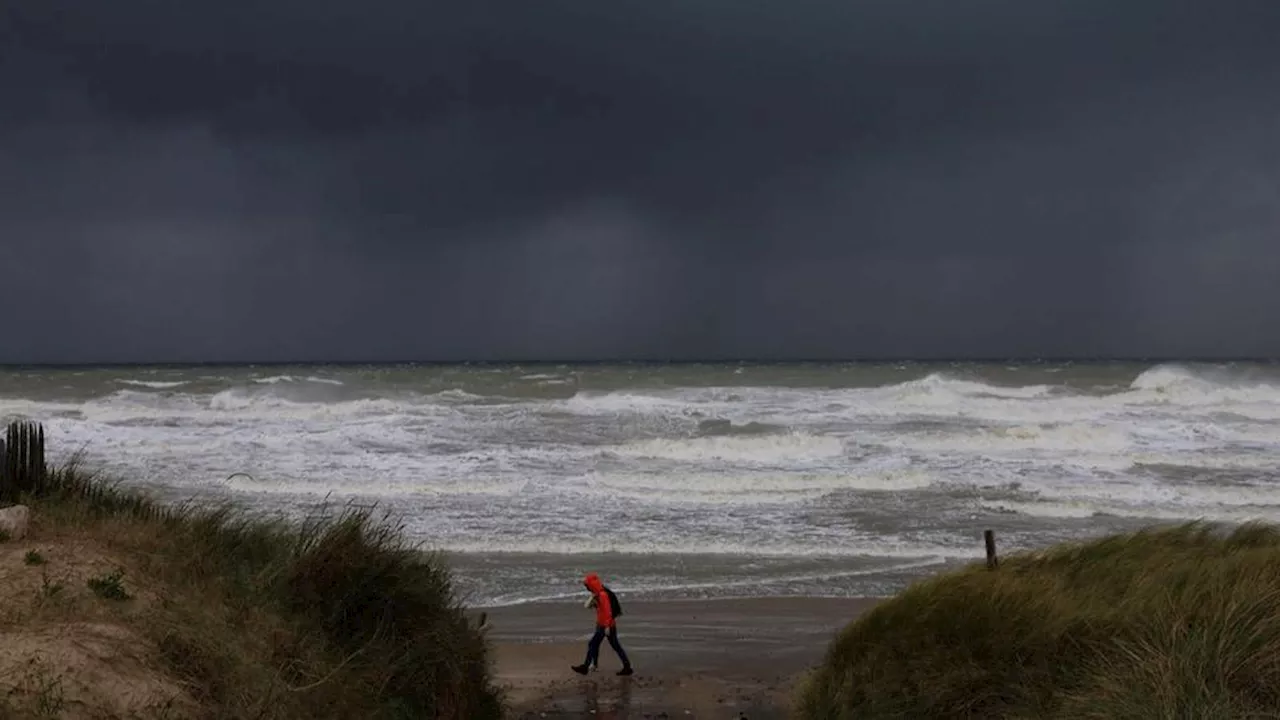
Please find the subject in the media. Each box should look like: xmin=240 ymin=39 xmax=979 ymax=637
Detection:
xmin=4 ymin=459 xmax=503 ymax=719
xmin=796 ymin=522 xmax=1280 ymax=719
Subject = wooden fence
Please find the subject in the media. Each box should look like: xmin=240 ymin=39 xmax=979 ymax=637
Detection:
xmin=0 ymin=420 xmax=47 ymax=503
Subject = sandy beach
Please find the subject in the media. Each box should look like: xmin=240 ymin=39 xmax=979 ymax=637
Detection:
xmin=479 ymin=596 xmax=881 ymax=719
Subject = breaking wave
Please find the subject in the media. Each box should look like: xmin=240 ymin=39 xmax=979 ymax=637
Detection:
xmin=116 ymin=379 xmax=190 ymax=389
xmin=4 ymin=360 xmax=1280 ymax=605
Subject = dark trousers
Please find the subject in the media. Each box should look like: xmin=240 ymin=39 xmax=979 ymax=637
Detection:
xmin=585 ymin=625 xmax=631 ymax=668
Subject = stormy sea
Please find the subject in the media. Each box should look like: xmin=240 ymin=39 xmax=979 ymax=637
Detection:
xmin=1 ymin=361 xmax=1277 ymax=606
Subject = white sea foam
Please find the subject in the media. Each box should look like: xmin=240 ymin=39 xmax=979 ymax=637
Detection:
xmin=984 ymin=500 xmax=1101 ymax=519
xmin=611 ymin=432 xmax=845 ymax=465
xmin=986 ymin=499 xmax=1280 ymax=524
xmin=875 ymin=422 xmax=1134 ymax=457
xmin=251 ymin=375 xmax=345 ymax=386
xmin=567 ymin=469 xmax=934 ymax=504
xmin=116 ymin=379 xmax=190 ymax=389
xmin=476 ymin=557 xmax=948 ymax=607
xmin=4 ymin=361 xmax=1280 ymax=604
xmin=884 ymin=373 xmax=1062 ymax=402
xmin=221 ymin=473 xmax=530 ymax=497
xmin=430 ymin=536 xmax=977 ymax=560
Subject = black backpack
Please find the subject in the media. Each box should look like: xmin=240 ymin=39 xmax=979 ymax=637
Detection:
xmin=603 ymin=586 xmax=623 ymax=618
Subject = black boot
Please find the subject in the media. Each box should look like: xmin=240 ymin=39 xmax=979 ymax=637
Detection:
xmin=571 ymin=664 xmax=589 ymax=675
xmin=616 ymin=666 xmax=634 ymax=676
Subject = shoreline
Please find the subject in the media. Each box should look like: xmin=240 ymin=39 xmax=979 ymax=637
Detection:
xmin=471 ymin=591 xmax=893 ymax=611
xmin=478 ymin=596 xmax=881 ymax=718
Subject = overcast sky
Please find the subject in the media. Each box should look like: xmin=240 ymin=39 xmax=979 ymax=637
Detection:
xmin=3 ymin=1 xmax=1279 ymax=362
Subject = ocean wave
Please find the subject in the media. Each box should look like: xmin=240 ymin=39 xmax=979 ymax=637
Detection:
xmin=475 ymin=557 xmax=947 ymax=607
xmin=1126 ymin=363 xmax=1280 ymax=406
xmin=983 ymin=500 xmax=1101 ymax=519
xmin=873 ymin=422 xmax=1136 ymax=461
xmin=566 ymin=469 xmax=933 ymax=505
xmin=431 ymin=536 xmax=978 ymax=560
xmin=559 ymin=375 xmax=1062 ymax=418
xmin=610 ymin=432 xmax=845 ymax=465
xmin=694 ymin=418 xmax=785 ymax=437
xmin=251 ymin=375 xmax=345 ymax=386
xmin=4 ymin=362 xmax=1280 ymax=575
xmin=984 ymin=498 xmax=1280 ymax=524
xmin=885 ymin=373 xmax=1063 ymax=402
xmin=424 ymin=388 xmax=511 ymax=404
xmin=94 ymin=389 xmax=192 ymax=410
xmin=220 ymin=473 xmax=529 ymax=497
xmin=14 ymin=389 xmax=447 ymax=429
xmin=91 ymin=363 xmax=1268 ymax=429
xmin=993 ymin=470 xmax=1280 ymax=521
xmin=563 ymin=391 xmax=697 ymax=415
xmin=206 ymin=390 xmax=396 ymax=414
xmin=116 ymin=379 xmax=190 ymax=389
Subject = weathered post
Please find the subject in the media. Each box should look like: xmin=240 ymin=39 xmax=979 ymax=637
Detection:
xmin=2 ymin=421 xmax=14 ymax=501
xmin=36 ymin=423 xmax=45 ymax=493
xmin=984 ymin=529 xmax=999 ymax=570
xmin=18 ymin=422 xmax=29 ymax=495
xmin=0 ymin=430 xmax=7 ymax=501
xmin=17 ymin=422 xmax=28 ymax=493
xmin=1 ymin=421 xmax=47 ymax=502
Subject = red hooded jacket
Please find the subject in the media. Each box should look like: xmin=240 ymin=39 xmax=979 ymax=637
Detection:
xmin=583 ymin=572 xmax=614 ymax=628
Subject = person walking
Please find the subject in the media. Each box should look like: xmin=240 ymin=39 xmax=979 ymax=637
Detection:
xmin=571 ymin=572 xmax=634 ymax=676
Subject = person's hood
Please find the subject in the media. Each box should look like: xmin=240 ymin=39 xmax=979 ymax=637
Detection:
xmin=583 ymin=572 xmax=604 ymax=593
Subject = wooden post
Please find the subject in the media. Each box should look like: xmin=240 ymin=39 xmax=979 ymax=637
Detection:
xmin=36 ymin=424 xmax=46 ymax=493
xmin=18 ymin=422 xmax=28 ymax=496
xmin=18 ymin=422 xmax=28 ymax=493
xmin=1 ymin=421 xmax=47 ymax=503
xmin=984 ymin=529 xmax=999 ymax=570
xmin=2 ymin=422 xmax=13 ymax=501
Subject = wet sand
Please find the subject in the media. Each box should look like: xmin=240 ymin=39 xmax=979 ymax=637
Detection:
xmin=477 ymin=596 xmax=881 ymax=719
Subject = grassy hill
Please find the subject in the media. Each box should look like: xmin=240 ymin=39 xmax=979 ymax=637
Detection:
xmin=0 ymin=462 xmax=502 ymax=719
xmin=796 ymin=522 xmax=1280 ymax=719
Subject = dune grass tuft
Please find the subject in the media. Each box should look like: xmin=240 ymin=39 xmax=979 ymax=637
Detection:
xmin=14 ymin=460 xmax=502 ymax=719
xmin=796 ymin=522 xmax=1280 ymax=719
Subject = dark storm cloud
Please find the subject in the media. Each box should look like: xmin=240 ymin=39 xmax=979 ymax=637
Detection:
xmin=2 ymin=0 xmax=1280 ymax=361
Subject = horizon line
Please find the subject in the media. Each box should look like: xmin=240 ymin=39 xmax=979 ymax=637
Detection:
xmin=2 ymin=357 xmax=1279 ymax=369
